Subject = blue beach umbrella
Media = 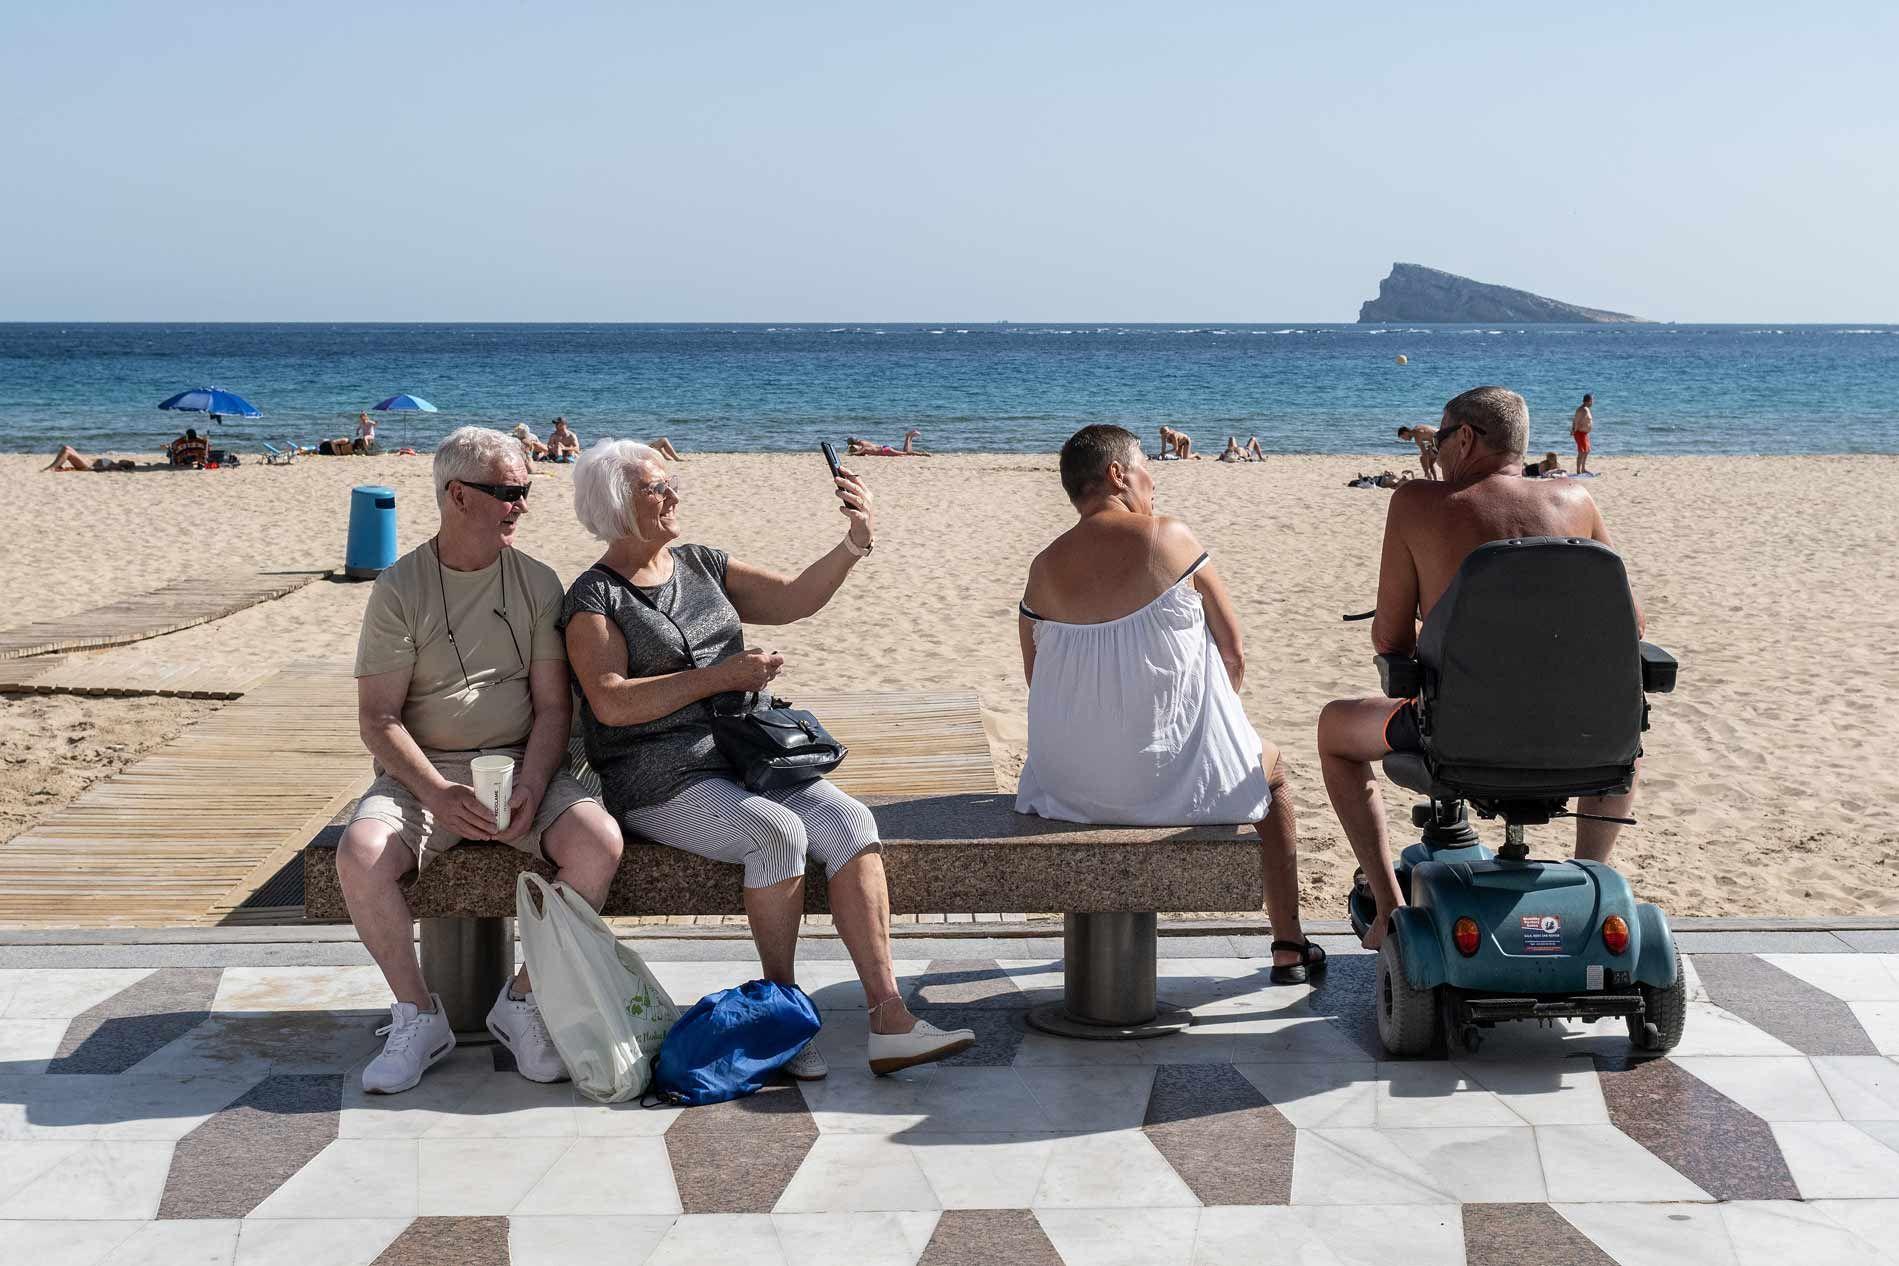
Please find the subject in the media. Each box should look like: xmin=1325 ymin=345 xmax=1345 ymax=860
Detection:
xmin=157 ymin=386 xmax=262 ymax=419
xmin=372 ymin=394 xmax=438 ymax=412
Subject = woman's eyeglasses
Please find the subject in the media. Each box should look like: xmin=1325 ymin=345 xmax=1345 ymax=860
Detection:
xmin=457 ymin=480 xmax=532 ymax=504
xmin=637 ymin=476 xmax=683 ymax=498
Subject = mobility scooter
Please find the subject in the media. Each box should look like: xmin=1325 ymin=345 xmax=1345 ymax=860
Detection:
xmin=1346 ymin=537 xmax=1684 ymax=1056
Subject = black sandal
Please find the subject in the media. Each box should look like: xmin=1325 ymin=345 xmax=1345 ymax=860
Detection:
xmin=1269 ymin=940 xmax=1327 ymax=985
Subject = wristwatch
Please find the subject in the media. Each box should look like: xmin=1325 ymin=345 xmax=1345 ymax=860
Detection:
xmin=843 ymin=534 xmax=873 ymax=558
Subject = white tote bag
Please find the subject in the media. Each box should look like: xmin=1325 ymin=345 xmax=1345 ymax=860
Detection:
xmin=516 ymin=872 xmax=680 ymax=1103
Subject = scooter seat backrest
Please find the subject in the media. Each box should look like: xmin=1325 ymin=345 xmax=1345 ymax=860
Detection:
xmin=1419 ymin=538 xmax=1643 ymax=776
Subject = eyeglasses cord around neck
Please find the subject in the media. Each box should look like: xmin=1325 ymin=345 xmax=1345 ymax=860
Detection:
xmin=433 ymin=537 xmax=526 ymax=693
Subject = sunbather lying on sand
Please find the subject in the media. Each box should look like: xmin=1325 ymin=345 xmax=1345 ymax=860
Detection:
xmin=1218 ymin=435 xmax=1265 ymax=463
xmin=847 ymin=429 xmax=930 ymax=456
xmin=45 ymin=445 xmax=135 ymax=472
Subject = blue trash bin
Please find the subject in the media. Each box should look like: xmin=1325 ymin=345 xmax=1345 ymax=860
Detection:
xmin=344 ymin=484 xmax=398 ymax=580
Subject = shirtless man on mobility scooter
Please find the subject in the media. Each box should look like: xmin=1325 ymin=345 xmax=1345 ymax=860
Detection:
xmin=1317 ymin=385 xmax=1642 ymax=951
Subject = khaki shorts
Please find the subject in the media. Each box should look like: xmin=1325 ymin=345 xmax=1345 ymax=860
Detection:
xmin=349 ymin=747 xmax=601 ymax=873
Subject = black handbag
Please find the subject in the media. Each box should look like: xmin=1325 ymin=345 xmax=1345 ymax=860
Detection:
xmin=589 ymin=564 xmax=846 ymax=793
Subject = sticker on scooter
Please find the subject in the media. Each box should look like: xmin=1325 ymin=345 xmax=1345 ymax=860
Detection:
xmin=1520 ymin=914 xmax=1564 ymax=953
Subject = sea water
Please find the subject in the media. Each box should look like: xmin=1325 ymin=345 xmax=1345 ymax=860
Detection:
xmin=2 ymin=323 xmax=1894 ymax=455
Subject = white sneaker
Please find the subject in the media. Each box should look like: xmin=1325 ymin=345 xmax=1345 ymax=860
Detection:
xmin=362 ymin=995 xmax=455 ymax=1094
xmin=868 ymin=1018 xmax=976 ymax=1076
xmin=783 ymin=1042 xmax=828 ymax=1081
xmin=486 ymin=984 xmax=568 ymax=1083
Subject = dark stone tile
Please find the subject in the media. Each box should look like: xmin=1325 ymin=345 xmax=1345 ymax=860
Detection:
xmin=906 ymin=1007 xmax=1025 ymax=1067
xmin=912 ymin=960 xmax=1027 ymax=1009
xmin=47 ymin=967 xmax=224 ymax=1074
xmin=1299 ymin=950 xmax=1384 ymax=1058
xmin=1463 ymin=1204 xmax=1615 ymax=1266
xmin=1691 ymin=954 xmax=1880 ymax=1055
xmin=1674 ymin=932 xmax=1851 ymax=953
xmin=1593 ymin=1055 xmax=1800 ymax=1201
xmin=665 ymin=1080 xmax=819 ymax=1140
xmin=919 ymin=1209 xmax=1064 ymax=1266
xmin=157 ymin=1073 xmax=343 ymax=1218
xmin=371 ymin=1216 xmax=509 ymax=1265
xmin=665 ymin=1130 xmax=817 ymax=1214
xmin=491 ymin=1045 xmax=516 ymax=1074
xmin=1142 ymin=1064 xmax=1295 ymax=1205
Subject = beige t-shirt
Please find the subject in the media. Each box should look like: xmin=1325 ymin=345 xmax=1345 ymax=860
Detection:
xmin=354 ymin=541 xmax=567 ymax=752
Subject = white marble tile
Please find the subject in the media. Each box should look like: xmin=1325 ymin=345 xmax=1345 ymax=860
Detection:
xmin=507 ymin=1215 xmax=677 ymax=1266
xmin=1373 ymin=1061 xmax=1520 ymax=1128
xmin=90 ymin=1074 xmax=254 ymax=1142
xmin=576 ymin=1095 xmax=684 ymax=1136
xmin=0 ymin=1140 xmax=173 ymax=1219
xmin=1286 ymin=1205 xmax=1465 ymax=1266
xmin=1190 ymin=1206 xmax=1348 ymax=1266
xmin=1232 ymin=1060 xmax=1377 ymax=1128
xmin=211 ymin=968 xmax=392 ymax=1014
xmin=1362 ymin=1126 xmax=1547 ymax=1203
xmin=1289 ymin=1130 xmax=1458 ymax=1205
xmin=774 ymin=1135 xmax=939 ymax=1213
xmin=1554 ymin=1202 xmax=1738 ymax=1266
xmin=1813 ymin=1056 xmax=1899 ymax=1121
xmin=883 ymin=1067 xmax=1054 ymax=1134
xmin=1455 ymin=1056 xmax=1610 ymax=1125
xmin=514 ymin=1137 xmax=682 ymax=1216
xmin=0 ymin=1019 xmax=68 ymax=1073
xmin=232 ymin=1218 xmax=410 ymax=1266
xmin=643 ymin=1213 xmax=787 ymax=1266
xmin=1534 ymin=1124 xmax=1713 ymax=1202
xmin=1857 ymin=1119 xmax=1899 ymax=1154
xmin=247 ymin=1139 xmax=418 ymax=1220
xmin=419 ymin=1070 xmax=580 ymax=1137
xmin=1218 ymin=1014 xmax=1376 ymax=1064
xmin=904 ymin=1132 xmax=1062 ymax=1210
xmin=1032 ymin=1130 xmax=1199 ymax=1209
xmin=0 ymin=970 xmax=151 ymax=1020
xmin=0 ymin=1076 xmax=106 ymax=1140
xmin=0 ymin=1140 xmax=85 ymax=1203
xmin=1808 ymin=1200 xmax=1899 ymax=1259
xmin=1680 ymin=952 xmax=1712 ymax=1003
xmin=0 ymin=1219 xmax=143 ymax=1266
xmin=1770 ymin=1121 xmax=1899 ymax=1198
xmin=1760 ymin=953 xmax=1899 ymax=1003
xmin=337 ymin=1052 xmax=489 ymax=1138
xmin=1672 ymin=1056 xmax=1841 ymax=1121
xmin=98 ymin=1219 xmax=239 ymax=1266
xmin=1851 ymin=1002 xmax=1899 ymax=1055
xmin=773 ymin=1212 xmax=940 ymax=1266
xmin=1012 ymin=1028 xmax=1152 ymax=1067
xmin=797 ymin=961 xmax=930 ymax=1012
xmin=1036 ymin=1208 xmax=1200 ymax=1266
xmin=1718 ymin=1200 xmax=1898 ymax=1266
xmin=417 ymin=1136 xmax=573 ymax=1215
xmin=1668 ymin=1003 xmax=1804 ymax=1058
xmin=1017 ymin=1065 xmax=1156 ymax=1131
xmin=798 ymin=1063 xmax=941 ymax=1134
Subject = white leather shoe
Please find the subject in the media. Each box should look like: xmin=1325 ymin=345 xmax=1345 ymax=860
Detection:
xmin=783 ymin=1042 xmax=829 ymax=1081
xmin=867 ymin=1018 xmax=976 ymax=1076
xmin=486 ymin=985 xmax=569 ymax=1083
xmin=362 ymin=995 xmax=455 ymax=1094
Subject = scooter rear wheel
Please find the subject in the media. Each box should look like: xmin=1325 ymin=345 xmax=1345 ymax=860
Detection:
xmin=1628 ymin=944 xmax=1687 ymax=1052
xmin=1376 ymin=935 xmax=1441 ymax=1057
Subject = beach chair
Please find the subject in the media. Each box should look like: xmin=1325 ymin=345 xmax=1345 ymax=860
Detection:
xmin=261 ymin=442 xmax=296 ymax=466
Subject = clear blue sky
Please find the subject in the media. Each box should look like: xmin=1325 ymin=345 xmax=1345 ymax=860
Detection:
xmin=3 ymin=2 xmax=1894 ymax=321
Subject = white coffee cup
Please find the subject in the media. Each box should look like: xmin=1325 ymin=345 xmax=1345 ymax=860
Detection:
xmin=469 ymin=755 xmax=516 ymax=834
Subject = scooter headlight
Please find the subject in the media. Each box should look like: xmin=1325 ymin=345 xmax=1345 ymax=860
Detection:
xmin=1601 ymin=915 xmax=1630 ymax=955
xmin=1453 ymin=917 xmax=1481 ymax=957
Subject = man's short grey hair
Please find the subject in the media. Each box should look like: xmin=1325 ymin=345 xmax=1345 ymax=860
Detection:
xmin=434 ymin=426 xmax=526 ymax=507
xmin=573 ymin=438 xmax=663 ymax=542
xmin=1443 ymin=386 xmax=1529 ymax=457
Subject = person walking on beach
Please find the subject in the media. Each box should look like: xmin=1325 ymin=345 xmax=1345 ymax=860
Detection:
xmin=1317 ymin=387 xmax=1640 ymax=949
xmin=1572 ymin=394 xmax=1594 ymax=474
xmin=1397 ymin=425 xmax=1439 ymax=479
xmin=337 ymin=425 xmax=625 ymax=1094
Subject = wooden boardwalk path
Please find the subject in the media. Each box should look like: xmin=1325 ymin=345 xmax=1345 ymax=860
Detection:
xmin=0 ymin=570 xmax=329 ymax=660
xmin=0 ymin=674 xmax=996 ymax=929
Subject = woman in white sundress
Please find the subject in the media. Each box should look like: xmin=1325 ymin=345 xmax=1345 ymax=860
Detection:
xmin=1016 ymin=424 xmax=1321 ymax=984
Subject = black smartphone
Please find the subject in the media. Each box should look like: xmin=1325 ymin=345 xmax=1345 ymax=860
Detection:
xmin=820 ymin=440 xmax=842 ymax=479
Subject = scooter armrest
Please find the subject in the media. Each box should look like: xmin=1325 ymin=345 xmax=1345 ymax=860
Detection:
xmin=1376 ymin=654 xmax=1421 ymax=699
xmin=1639 ymin=642 xmax=1677 ymax=694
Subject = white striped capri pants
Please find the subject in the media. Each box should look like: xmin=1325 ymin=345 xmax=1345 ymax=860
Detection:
xmin=618 ymin=776 xmax=881 ymax=889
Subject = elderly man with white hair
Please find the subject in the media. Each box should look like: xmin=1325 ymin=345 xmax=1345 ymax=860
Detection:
xmin=559 ymin=438 xmax=974 ymax=1079
xmin=339 ymin=426 xmax=624 ymax=1094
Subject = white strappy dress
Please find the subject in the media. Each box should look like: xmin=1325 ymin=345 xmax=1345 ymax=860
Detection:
xmin=1015 ymin=554 xmax=1272 ymax=826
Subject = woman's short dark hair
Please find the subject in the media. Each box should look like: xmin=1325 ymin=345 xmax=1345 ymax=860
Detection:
xmin=1060 ymin=425 xmax=1141 ymax=502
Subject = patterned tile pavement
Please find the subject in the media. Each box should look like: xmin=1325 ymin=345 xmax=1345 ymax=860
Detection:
xmin=2 ymin=943 xmax=1898 ymax=1264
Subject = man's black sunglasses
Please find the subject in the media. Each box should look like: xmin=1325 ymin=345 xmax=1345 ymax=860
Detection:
xmin=1438 ymin=419 xmax=1487 ymax=444
xmin=457 ymin=479 xmax=531 ymax=504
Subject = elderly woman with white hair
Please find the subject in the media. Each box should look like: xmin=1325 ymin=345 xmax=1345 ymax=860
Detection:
xmin=559 ymin=439 xmax=973 ymax=1079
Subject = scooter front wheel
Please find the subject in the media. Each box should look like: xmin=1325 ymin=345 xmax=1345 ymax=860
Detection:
xmin=1376 ymin=935 xmax=1441 ymax=1057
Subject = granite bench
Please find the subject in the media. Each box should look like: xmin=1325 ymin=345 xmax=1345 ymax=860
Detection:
xmin=303 ymin=792 xmax=1262 ymax=1041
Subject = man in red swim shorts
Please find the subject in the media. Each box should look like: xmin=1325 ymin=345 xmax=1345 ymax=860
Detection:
xmin=1571 ymin=393 xmax=1593 ymax=474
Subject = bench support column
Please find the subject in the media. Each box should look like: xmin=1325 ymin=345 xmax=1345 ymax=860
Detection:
xmin=420 ymin=916 xmax=512 ymax=1041
xmin=1026 ymin=912 xmax=1193 ymax=1040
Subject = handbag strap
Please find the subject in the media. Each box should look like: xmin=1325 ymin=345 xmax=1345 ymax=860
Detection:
xmin=588 ymin=561 xmax=702 ymax=669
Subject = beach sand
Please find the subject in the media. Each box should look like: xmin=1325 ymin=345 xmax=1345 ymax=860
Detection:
xmin=7 ymin=449 xmax=1898 ymax=918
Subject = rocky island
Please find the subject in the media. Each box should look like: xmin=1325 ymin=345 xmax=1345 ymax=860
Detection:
xmin=1358 ymin=263 xmax=1646 ymax=324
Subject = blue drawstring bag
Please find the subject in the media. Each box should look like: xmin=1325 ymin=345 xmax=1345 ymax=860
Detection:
xmin=647 ymin=980 xmax=821 ymax=1106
